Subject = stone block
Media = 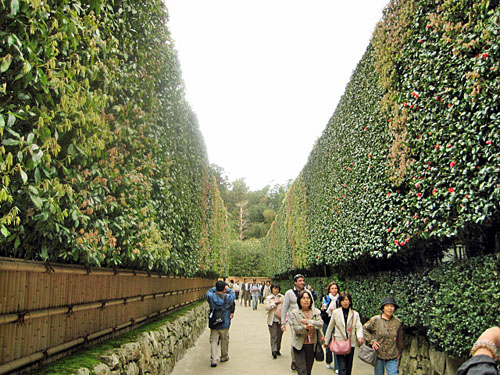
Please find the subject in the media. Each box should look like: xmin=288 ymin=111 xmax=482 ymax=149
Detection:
xmin=100 ymin=353 xmax=121 ymax=370
xmin=93 ymin=363 xmax=112 ymax=375
xmin=409 ymin=358 xmax=419 ymax=374
xmin=410 ymin=337 xmax=419 ymax=357
xmin=445 ymin=356 xmax=465 ymax=375
xmin=419 ymin=336 xmax=430 ymax=359
xmin=122 ymin=342 xmax=141 ymax=362
xmin=125 ymin=361 xmax=139 ymax=375
xmin=429 ymin=348 xmax=446 ymax=375
xmin=75 ymin=369 xmax=91 ymax=375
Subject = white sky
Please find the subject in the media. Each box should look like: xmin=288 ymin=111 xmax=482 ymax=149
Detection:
xmin=166 ymin=1 xmax=389 ymax=191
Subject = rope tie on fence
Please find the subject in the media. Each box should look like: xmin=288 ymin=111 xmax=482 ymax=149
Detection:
xmin=140 ymin=295 xmax=145 ymax=302
xmin=100 ymin=301 xmax=106 ymax=310
xmin=130 ymin=317 xmax=135 ymax=325
xmin=85 ymin=267 xmax=92 ymax=275
xmin=17 ymin=311 xmax=28 ymax=324
xmin=44 ymin=262 xmax=55 ymax=274
xmin=67 ymin=305 xmax=74 ymax=316
xmin=42 ymin=349 xmax=49 ymax=360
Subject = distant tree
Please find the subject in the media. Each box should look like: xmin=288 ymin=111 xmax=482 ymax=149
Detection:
xmin=227 ymin=239 xmax=266 ymax=276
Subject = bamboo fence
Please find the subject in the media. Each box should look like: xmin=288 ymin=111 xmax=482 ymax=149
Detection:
xmin=0 ymin=257 xmax=214 ymax=374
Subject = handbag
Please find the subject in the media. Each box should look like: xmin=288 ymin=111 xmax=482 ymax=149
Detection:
xmin=314 ymin=330 xmax=324 ymax=361
xmin=329 ymin=311 xmax=354 ymax=355
xmin=358 ymin=344 xmax=377 ymax=366
xmin=273 ymin=298 xmax=282 ymax=320
xmin=357 ymin=315 xmax=381 ymax=366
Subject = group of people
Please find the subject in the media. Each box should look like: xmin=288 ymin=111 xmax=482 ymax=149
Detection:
xmin=206 ymin=276 xmax=499 ymax=375
xmin=233 ymin=278 xmax=272 ymax=310
xmin=264 ymin=274 xmax=401 ymax=375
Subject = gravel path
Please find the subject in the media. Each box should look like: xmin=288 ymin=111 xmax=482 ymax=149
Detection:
xmin=171 ymin=300 xmax=374 ymax=375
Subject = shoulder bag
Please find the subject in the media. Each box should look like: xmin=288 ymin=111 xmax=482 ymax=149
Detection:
xmin=314 ymin=329 xmax=324 ymax=361
xmin=329 ymin=312 xmax=354 ymax=355
xmin=357 ymin=316 xmax=380 ymax=366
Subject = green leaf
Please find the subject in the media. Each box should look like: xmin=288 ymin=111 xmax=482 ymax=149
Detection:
xmin=10 ymin=0 xmax=19 ymax=15
xmin=2 ymin=138 xmax=19 ymax=146
xmin=0 ymin=114 xmax=5 ymax=130
xmin=30 ymin=193 xmax=43 ymax=209
xmin=7 ymin=114 xmax=16 ymax=127
xmin=1 ymin=55 xmax=12 ymax=73
xmin=20 ymin=169 xmax=28 ymax=183
xmin=1 ymin=225 xmax=10 ymax=237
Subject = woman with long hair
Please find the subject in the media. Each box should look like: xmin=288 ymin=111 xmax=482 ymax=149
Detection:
xmin=290 ymin=289 xmax=324 ymax=375
xmin=324 ymin=292 xmax=364 ymax=375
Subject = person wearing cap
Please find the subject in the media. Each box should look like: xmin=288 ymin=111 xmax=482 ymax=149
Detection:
xmin=206 ymin=280 xmax=236 ymax=367
xmin=363 ymin=297 xmax=404 ymax=375
xmin=281 ymin=274 xmax=309 ymax=371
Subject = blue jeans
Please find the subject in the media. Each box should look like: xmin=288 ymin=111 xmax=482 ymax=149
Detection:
xmin=322 ymin=322 xmax=338 ymax=370
xmin=251 ymin=295 xmax=259 ymax=309
xmin=375 ymin=358 xmax=398 ymax=375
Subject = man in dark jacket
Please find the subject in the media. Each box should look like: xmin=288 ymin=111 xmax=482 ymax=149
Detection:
xmin=206 ymin=280 xmax=235 ymax=367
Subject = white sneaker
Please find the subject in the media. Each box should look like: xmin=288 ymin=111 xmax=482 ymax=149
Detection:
xmin=326 ymin=364 xmax=332 ymax=369
xmin=335 ymin=370 xmax=339 ymax=374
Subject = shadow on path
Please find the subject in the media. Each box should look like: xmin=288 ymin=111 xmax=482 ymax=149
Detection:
xmin=171 ymin=300 xmax=374 ymax=375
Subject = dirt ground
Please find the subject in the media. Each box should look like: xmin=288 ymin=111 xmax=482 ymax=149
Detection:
xmin=171 ymin=300 xmax=374 ymax=375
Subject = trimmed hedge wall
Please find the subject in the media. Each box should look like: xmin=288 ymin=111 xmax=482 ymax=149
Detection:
xmin=0 ymin=0 xmax=231 ymax=275
xmin=276 ymin=253 xmax=500 ymax=358
xmin=264 ymin=0 xmax=500 ymax=275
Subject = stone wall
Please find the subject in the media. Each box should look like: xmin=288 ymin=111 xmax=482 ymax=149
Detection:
xmin=74 ymin=303 xmax=209 ymax=375
xmin=399 ymin=334 xmax=466 ymax=375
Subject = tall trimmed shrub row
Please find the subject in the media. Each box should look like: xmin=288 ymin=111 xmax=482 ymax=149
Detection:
xmin=265 ymin=0 xmax=500 ymax=274
xmin=0 ymin=0 xmax=231 ymax=275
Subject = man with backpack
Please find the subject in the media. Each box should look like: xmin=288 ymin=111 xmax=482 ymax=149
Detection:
xmin=206 ymin=280 xmax=236 ymax=367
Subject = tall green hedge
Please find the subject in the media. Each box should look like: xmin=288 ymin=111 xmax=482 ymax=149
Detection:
xmin=0 ymin=0 xmax=231 ymax=275
xmin=264 ymin=0 xmax=500 ymax=275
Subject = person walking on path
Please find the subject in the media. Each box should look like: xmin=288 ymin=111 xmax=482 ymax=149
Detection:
xmin=281 ymin=274 xmax=307 ymax=371
xmin=290 ymin=289 xmax=324 ymax=375
xmin=321 ymin=281 xmax=340 ymax=372
xmin=250 ymin=279 xmax=261 ymax=310
xmin=264 ymin=283 xmax=284 ymax=359
xmin=363 ymin=297 xmax=403 ymax=375
xmin=241 ymin=278 xmax=250 ymax=307
xmin=206 ymin=280 xmax=236 ymax=367
xmin=263 ymin=280 xmax=272 ymax=299
xmin=324 ymin=292 xmax=364 ymax=375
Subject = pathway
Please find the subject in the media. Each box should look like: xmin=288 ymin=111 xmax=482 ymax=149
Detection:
xmin=171 ymin=300 xmax=374 ymax=375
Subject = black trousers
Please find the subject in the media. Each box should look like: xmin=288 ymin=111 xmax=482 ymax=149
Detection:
xmin=336 ymin=347 xmax=355 ymax=375
xmin=293 ymin=344 xmax=315 ymax=375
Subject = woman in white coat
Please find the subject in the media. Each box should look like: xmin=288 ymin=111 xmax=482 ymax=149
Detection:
xmin=324 ymin=292 xmax=364 ymax=375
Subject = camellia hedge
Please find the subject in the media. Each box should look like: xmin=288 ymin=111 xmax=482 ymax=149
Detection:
xmin=265 ymin=0 xmax=500 ymax=275
xmin=0 ymin=0 xmax=231 ymax=275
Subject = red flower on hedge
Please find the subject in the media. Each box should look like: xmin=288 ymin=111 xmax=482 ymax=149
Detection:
xmin=450 ymin=161 xmax=457 ymax=168
xmin=482 ymin=53 xmax=488 ymax=59
xmin=486 ymin=140 xmax=492 ymax=145
xmin=387 ymin=192 xmax=391 ymax=197
xmin=394 ymin=240 xmax=400 ymax=246
xmin=415 ymin=183 xmax=420 ymax=188
xmin=432 ymin=188 xmax=438 ymax=195
xmin=368 ymin=153 xmax=372 ymax=158
xmin=435 ymin=144 xmax=440 ymax=150
xmin=448 ymin=187 xmax=455 ymax=193
xmin=417 ymin=193 xmax=422 ymax=198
